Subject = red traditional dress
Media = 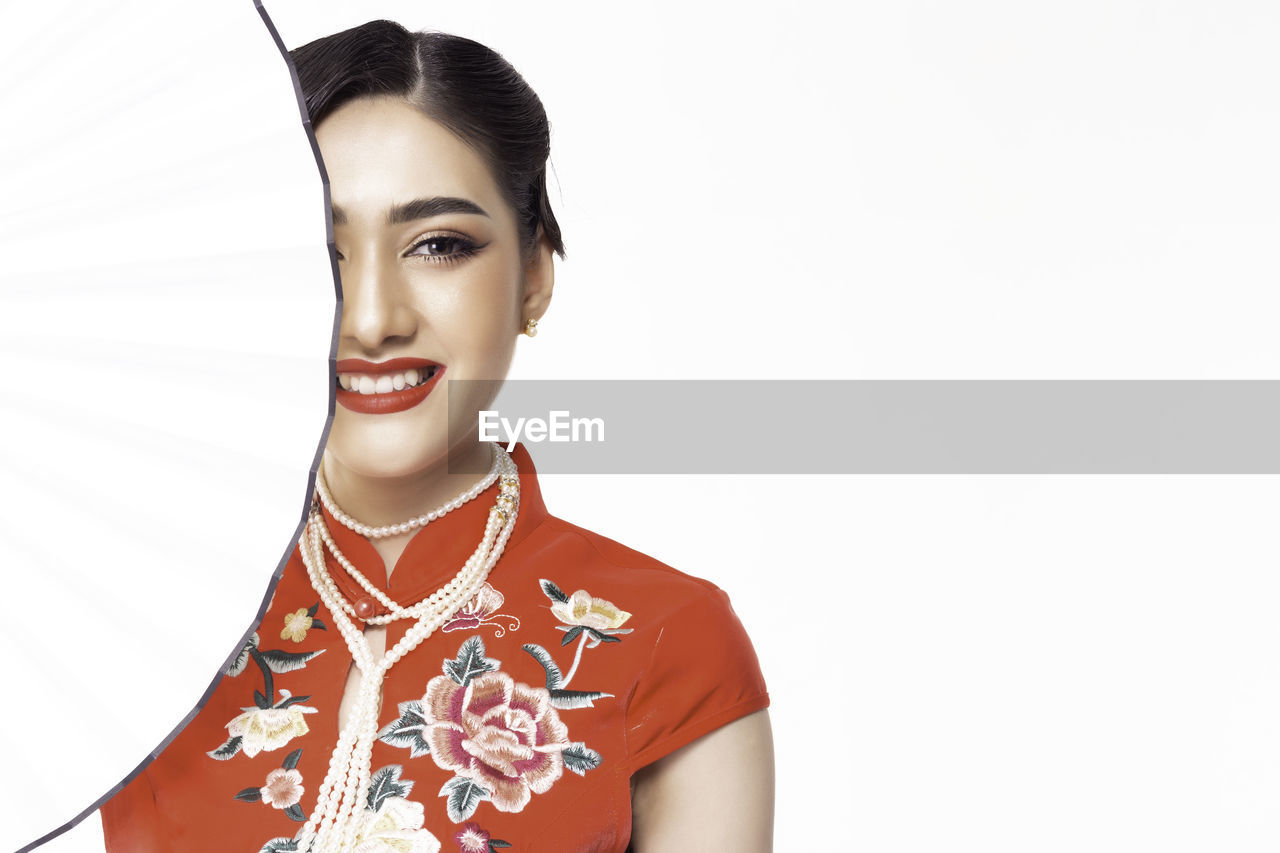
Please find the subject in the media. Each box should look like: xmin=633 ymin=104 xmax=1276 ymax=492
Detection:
xmin=98 ymin=442 xmax=769 ymax=852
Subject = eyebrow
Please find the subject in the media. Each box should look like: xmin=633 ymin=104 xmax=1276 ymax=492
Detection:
xmin=331 ymin=196 xmax=490 ymax=226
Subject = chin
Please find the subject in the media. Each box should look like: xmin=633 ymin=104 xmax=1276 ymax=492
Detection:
xmin=326 ymin=425 xmax=448 ymax=479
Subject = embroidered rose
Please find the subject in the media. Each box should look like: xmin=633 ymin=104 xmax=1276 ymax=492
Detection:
xmin=424 ymin=670 xmax=571 ymax=813
xmin=350 ymin=796 xmax=441 ymax=853
xmin=443 ymin=583 xmax=520 ymax=637
xmin=550 ymin=589 xmax=631 ymax=631
xmin=281 ymin=607 xmax=314 ymax=643
xmin=226 ymin=704 xmax=317 ymax=757
xmin=260 ymin=767 xmax=304 ymax=809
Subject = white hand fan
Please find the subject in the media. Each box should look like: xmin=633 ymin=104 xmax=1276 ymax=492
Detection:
xmin=0 ymin=2 xmax=333 ymax=848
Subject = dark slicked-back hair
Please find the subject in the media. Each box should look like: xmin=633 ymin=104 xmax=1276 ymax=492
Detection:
xmin=290 ymin=21 xmax=565 ymax=260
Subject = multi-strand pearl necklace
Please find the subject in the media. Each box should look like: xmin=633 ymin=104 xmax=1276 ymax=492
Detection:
xmin=294 ymin=443 xmax=521 ymax=852
xmin=312 ymin=445 xmax=514 ymax=625
xmin=315 ymin=443 xmax=504 ymax=540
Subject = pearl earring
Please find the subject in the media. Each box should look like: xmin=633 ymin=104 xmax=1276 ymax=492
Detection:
xmin=523 ymin=318 xmax=538 ymax=337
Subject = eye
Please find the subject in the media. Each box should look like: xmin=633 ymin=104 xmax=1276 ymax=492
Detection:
xmin=407 ymin=233 xmax=484 ymax=266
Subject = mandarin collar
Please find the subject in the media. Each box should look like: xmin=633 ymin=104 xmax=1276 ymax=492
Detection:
xmin=313 ymin=442 xmax=549 ymax=615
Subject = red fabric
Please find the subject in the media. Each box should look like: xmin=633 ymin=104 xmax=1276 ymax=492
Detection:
xmin=98 ymin=443 xmax=769 ymax=852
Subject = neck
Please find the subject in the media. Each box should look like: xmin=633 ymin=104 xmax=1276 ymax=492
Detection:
xmin=320 ymin=441 xmax=494 ymax=530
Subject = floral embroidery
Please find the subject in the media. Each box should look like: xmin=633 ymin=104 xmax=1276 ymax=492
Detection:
xmin=428 ymin=666 xmax=570 ymax=815
xmin=379 ymin=635 xmax=602 ymax=821
xmin=262 ymin=767 xmax=305 ymax=809
xmin=442 ymin=582 xmax=521 ymax=637
xmin=234 ymin=748 xmax=307 ymax=821
xmin=255 ymin=766 xmax=441 ymax=853
xmin=427 ymin=637 xmax=570 ymax=817
xmin=377 ymin=578 xmax=627 ymax=826
xmin=544 ymin=583 xmax=632 ymax=631
xmin=349 ymin=794 xmax=441 ymax=852
xmin=224 ymin=694 xmax=318 ymax=758
xmin=454 ymin=822 xmax=512 ymax=852
xmin=281 ymin=608 xmax=311 ymax=643
xmin=519 ymin=579 xmax=632 ymax=710
xmin=354 ymin=765 xmax=441 ymax=852
xmin=210 ymin=623 xmax=325 ymax=760
xmin=281 ymin=602 xmax=327 ymax=643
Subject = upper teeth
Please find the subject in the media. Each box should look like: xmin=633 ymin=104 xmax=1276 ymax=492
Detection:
xmin=338 ymin=367 xmax=437 ymax=394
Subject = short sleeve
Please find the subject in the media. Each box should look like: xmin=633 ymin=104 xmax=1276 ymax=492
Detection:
xmin=621 ymin=581 xmax=770 ymax=774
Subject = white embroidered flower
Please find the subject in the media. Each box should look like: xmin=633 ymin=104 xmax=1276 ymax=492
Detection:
xmin=351 ymin=796 xmax=441 ymax=853
xmin=550 ymin=588 xmax=631 ymax=630
xmin=225 ymin=702 xmax=318 ymax=758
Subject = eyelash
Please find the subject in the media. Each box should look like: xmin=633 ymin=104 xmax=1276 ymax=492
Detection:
xmin=333 ymin=233 xmax=486 ymax=266
xmin=406 ymin=233 xmax=485 ymax=266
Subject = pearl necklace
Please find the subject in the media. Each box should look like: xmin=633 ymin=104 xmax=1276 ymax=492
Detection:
xmin=295 ymin=443 xmax=520 ymax=852
xmin=312 ymin=445 xmax=519 ymax=625
xmin=316 ymin=443 xmax=502 ymax=539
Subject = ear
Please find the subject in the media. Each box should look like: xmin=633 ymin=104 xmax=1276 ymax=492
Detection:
xmin=520 ymin=226 xmax=555 ymax=332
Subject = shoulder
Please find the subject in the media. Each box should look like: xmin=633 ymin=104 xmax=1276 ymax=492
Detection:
xmin=517 ymin=513 xmax=753 ymax=659
xmin=517 ymin=515 xmax=769 ymax=774
xmin=525 ymin=513 xmax=733 ymax=613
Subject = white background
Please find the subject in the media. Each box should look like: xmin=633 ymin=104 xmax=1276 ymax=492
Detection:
xmin=34 ymin=0 xmax=1280 ymax=850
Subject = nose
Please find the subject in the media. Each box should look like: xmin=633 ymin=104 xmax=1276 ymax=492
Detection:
xmin=338 ymin=247 xmax=418 ymax=352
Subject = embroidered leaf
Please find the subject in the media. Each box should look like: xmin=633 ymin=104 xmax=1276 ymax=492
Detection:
xmin=438 ymin=775 xmax=490 ymax=823
xmin=233 ymin=787 xmax=262 ymax=802
xmin=306 ymin=602 xmax=319 ymax=617
xmin=560 ymin=625 xmax=585 ymax=646
xmin=444 ymin=636 xmax=499 ymax=686
xmin=377 ymin=700 xmax=432 ymax=759
xmin=490 ymin=843 xmax=512 ymax=850
xmin=284 ymin=803 xmax=306 ymax=822
xmin=225 ymin=633 xmax=260 ymax=677
xmin=276 ymin=693 xmax=313 ymax=709
xmin=549 ymin=688 xmax=614 ymax=710
xmin=253 ymin=690 xmax=271 ymax=710
xmin=539 ymin=578 xmax=570 ymax=604
xmin=248 ymin=647 xmax=276 ymax=704
xmin=561 ymin=742 xmax=603 ymax=775
xmin=584 ymin=627 xmax=622 ymax=644
xmin=311 ymin=619 xmax=328 ymax=631
xmin=521 ymin=643 xmax=563 ymax=690
xmin=207 ymin=735 xmax=243 ymax=761
xmin=259 ymin=648 xmax=326 ymax=674
xmin=282 ymin=748 xmax=302 ymax=770
xmin=367 ymin=764 xmax=415 ymax=811
xmin=258 ymin=839 xmax=299 ymax=853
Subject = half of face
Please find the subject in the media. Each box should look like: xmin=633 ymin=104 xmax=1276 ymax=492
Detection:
xmin=315 ymin=94 xmax=552 ymax=482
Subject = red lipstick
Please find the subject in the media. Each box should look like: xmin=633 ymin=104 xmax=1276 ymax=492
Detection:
xmin=335 ymin=357 xmax=445 ymax=415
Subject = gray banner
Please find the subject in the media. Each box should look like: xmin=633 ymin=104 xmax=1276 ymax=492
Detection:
xmin=445 ymin=379 xmax=1280 ymax=474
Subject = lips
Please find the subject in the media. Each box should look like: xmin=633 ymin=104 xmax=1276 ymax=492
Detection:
xmin=336 ymin=356 xmax=443 ymax=374
xmin=334 ymin=356 xmax=446 ymax=415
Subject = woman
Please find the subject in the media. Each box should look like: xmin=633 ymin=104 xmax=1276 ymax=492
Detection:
xmin=98 ymin=20 xmax=773 ymax=853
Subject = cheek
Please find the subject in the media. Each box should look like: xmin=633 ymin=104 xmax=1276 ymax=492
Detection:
xmin=435 ymin=256 xmax=522 ymax=336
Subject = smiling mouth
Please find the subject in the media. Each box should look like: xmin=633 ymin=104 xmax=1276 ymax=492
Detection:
xmin=337 ymin=365 xmax=440 ymax=395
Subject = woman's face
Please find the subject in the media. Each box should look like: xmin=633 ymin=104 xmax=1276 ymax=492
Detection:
xmin=315 ymin=95 xmax=552 ymax=482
